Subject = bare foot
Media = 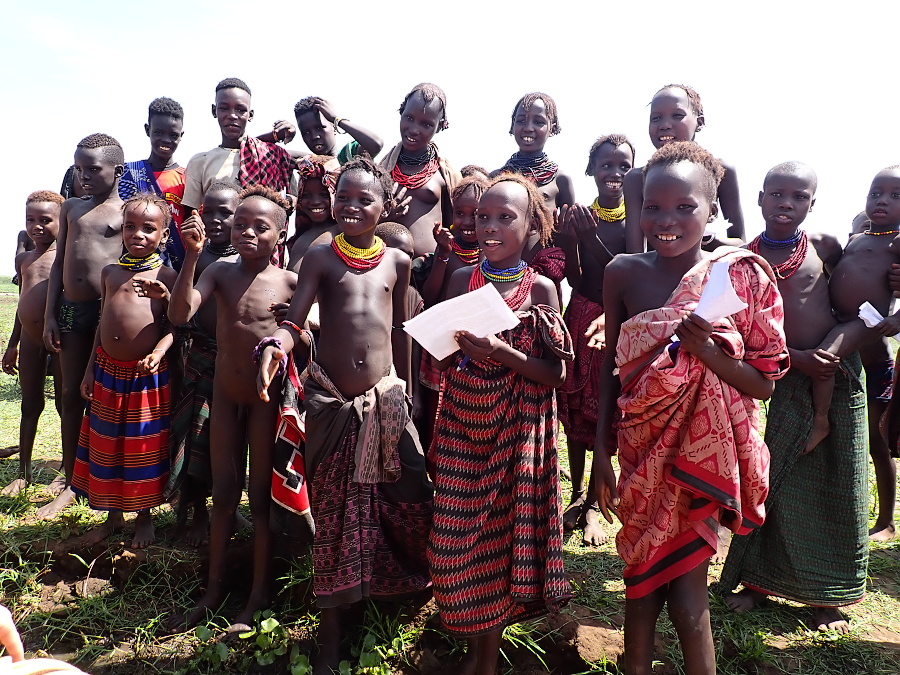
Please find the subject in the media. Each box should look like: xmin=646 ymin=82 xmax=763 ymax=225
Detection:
xmin=47 ymin=474 xmax=67 ymax=496
xmin=184 ymin=507 xmax=210 ymax=547
xmin=804 ymin=413 xmax=830 ymax=454
xmin=1 ymin=478 xmax=29 ymax=497
xmin=0 ymin=445 xmax=19 ymax=459
xmin=130 ymin=511 xmax=155 ymax=549
xmin=233 ymin=592 xmax=271 ymax=629
xmin=563 ymin=491 xmax=586 ymax=532
xmin=813 ymin=606 xmax=850 ymax=633
xmin=80 ymin=511 xmax=125 ymax=547
xmin=36 ymin=486 xmax=76 ymax=520
xmin=725 ymin=588 xmax=765 ymax=614
xmin=712 ymin=524 xmax=732 ymax=564
xmin=869 ymin=522 xmax=898 ymax=542
xmin=582 ymin=503 xmax=609 ymax=546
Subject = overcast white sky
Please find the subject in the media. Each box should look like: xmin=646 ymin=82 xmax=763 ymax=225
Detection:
xmin=3 ymin=0 xmax=899 ymax=274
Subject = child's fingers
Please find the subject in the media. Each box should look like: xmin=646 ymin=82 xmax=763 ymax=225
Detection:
xmin=0 ymin=605 xmax=24 ymax=662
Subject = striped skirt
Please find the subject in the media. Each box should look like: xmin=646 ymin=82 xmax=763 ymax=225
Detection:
xmin=72 ymin=346 xmax=170 ymax=512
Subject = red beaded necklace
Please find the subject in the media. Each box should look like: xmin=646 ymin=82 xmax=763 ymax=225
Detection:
xmin=748 ymin=230 xmax=808 ymax=280
xmin=391 ymin=155 xmax=440 ymax=190
xmin=330 ymin=233 xmax=386 ymax=270
xmin=468 ymin=264 xmax=536 ymax=311
xmin=451 ymin=238 xmax=480 ymax=265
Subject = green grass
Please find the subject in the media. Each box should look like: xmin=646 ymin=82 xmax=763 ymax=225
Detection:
xmin=0 ymin=273 xmax=898 ymax=673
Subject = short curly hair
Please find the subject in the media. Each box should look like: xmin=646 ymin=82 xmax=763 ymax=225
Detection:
xmin=451 ymin=176 xmax=489 ymax=204
xmin=76 ymin=133 xmax=124 ymax=165
xmin=485 ymin=173 xmax=554 ymax=246
xmin=585 ymin=134 xmax=635 ymax=176
xmin=26 ymin=190 xmax=65 ymax=206
xmin=293 ymin=97 xmax=318 ymax=117
xmin=398 ymin=83 xmax=449 ymax=132
xmin=239 ymin=185 xmax=291 ymax=229
xmin=148 ymin=97 xmax=184 ymax=123
xmin=655 ymin=84 xmax=704 ymax=119
xmin=509 ymin=92 xmax=561 ymax=136
xmin=643 ymin=141 xmax=724 ymax=202
xmin=336 ymin=154 xmax=394 ymax=212
xmin=122 ymin=192 xmax=172 ymax=228
xmin=216 ymin=77 xmax=251 ymax=96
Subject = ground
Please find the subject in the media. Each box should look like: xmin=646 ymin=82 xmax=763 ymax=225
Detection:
xmin=0 ymin=275 xmax=899 ymax=674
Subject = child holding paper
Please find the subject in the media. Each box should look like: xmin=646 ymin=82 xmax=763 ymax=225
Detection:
xmin=427 ymin=173 xmax=573 ymax=675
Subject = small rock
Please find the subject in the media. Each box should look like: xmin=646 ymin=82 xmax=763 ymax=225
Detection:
xmin=574 ymin=623 xmax=624 ymax=664
xmin=73 ymin=577 xmax=113 ymax=598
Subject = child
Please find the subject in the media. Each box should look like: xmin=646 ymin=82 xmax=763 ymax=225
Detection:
xmin=169 ymin=186 xmax=297 ymax=629
xmin=1 ymin=191 xmax=64 ymax=496
xmin=500 ymin=92 xmax=575 ymax=210
xmin=287 ymin=155 xmax=340 ymax=271
xmin=118 ymin=97 xmax=188 ymax=269
xmin=41 ymin=133 xmax=126 ymax=520
xmin=427 ymin=173 xmax=573 ymax=675
xmin=293 ymin=96 xmax=383 ymax=163
xmin=257 ymin=157 xmax=432 ymax=674
xmin=164 ymin=179 xmax=240 ymax=546
xmin=70 ymin=193 xmax=178 ymax=549
xmin=380 ymin=83 xmax=461 ymax=257
xmin=624 ymin=84 xmax=744 ymax=253
xmin=11 ymin=229 xmax=35 ymax=286
xmin=593 ymin=142 xmax=787 ymax=674
xmin=556 ymin=134 xmax=635 ymax=545
xmin=721 ymin=163 xmax=876 ymax=631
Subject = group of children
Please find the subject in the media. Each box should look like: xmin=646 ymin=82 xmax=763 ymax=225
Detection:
xmin=4 ymin=77 xmax=899 ymax=675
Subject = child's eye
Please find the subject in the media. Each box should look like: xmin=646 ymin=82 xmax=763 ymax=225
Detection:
xmin=892 ymin=193 xmax=900 ymax=199
xmin=650 ymin=116 xmax=660 ymax=123
xmin=673 ymin=114 xmax=686 ymax=120
xmin=643 ymin=205 xmax=658 ymax=211
xmin=770 ymin=192 xmax=781 ymax=197
xmin=477 ymin=213 xmax=488 ymax=220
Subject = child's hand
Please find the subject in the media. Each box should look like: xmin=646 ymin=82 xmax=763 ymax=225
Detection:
xmin=455 ymin=331 xmax=498 ymax=362
xmin=889 ymin=263 xmax=900 ymax=293
xmin=387 ymin=185 xmax=412 ymax=220
xmin=80 ymin=371 xmax=95 ymax=401
xmin=269 ymin=302 xmax=290 ymax=321
xmin=592 ymin=452 xmax=620 ymax=524
xmin=432 ymin=223 xmax=453 ymax=258
xmin=584 ymin=315 xmax=606 ymax=350
xmin=569 ymin=204 xmax=600 ymax=241
xmin=180 ymin=215 xmax=206 ymax=254
xmin=136 ymin=350 xmax=164 ymax=375
xmin=43 ymin=318 xmax=61 ymax=354
xmin=313 ymin=97 xmax=338 ymax=123
xmin=257 ymin=345 xmax=285 ymax=403
xmin=272 ymin=120 xmax=296 ymax=143
xmin=555 ymin=205 xmax=578 ymax=248
xmin=133 ymin=277 xmax=170 ymax=302
xmin=875 ymin=313 xmax=900 ymax=338
xmin=791 ymin=348 xmax=839 ymax=381
xmin=0 ymin=605 xmax=24 ymax=662
xmin=2 ymin=347 xmax=18 ymax=375
xmin=674 ymin=313 xmax=714 ymax=355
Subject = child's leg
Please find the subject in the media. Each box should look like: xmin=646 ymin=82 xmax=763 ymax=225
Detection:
xmin=131 ymin=509 xmax=155 ymax=549
xmin=582 ymin=472 xmax=609 ymax=546
xmin=180 ymin=476 xmax=211 ymax=547
xmin=666 ymin=561 xmax=715 ymax=675
xmin=563 ymin=439 xmax=588 ymax=531
xmin=805 ymin=377 xmax=833 ymax=454
xmin=80 ymin=511 xmax=126 ymax=546
xmin=473 ymin=628 xmax=503 ymax=675
xmin=233 ymin=399 xmax=279 ymax=627
xmin=2 ymin=337 xmax=46 ymax=496
xmin=867 ymin=395 xmax=897 ymax=540
xmin=623 ymin=586 xmax=667 ymax=675
xmin=314 ymin=606 xmax=343 ymax=675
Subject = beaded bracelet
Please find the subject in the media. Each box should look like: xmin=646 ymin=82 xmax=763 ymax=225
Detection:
xmin=252 ymin=337 xmax=287 ymax=377
xmin=279 ymin=320 xmax=302 ymax=333
xmin=334 ymin=117 xmax=347 ymax=134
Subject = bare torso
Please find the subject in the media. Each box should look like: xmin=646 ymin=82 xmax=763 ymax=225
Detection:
xmin=288 ymin=225 xmax=337 ymax=274
xmin=62 ymin=198 xmax=125 ymax=302
xmin=194 ymin=249 xmax=237 ymax=336
xmin=17 ymin=249 xmax=56 ymax=344
xmin=396 ymin=172 xmax=445 ymax=257
xmin=577 ymin=220 xmax=626 ymax=303
xmin=830 ymin=232 xmax=900 ymax=321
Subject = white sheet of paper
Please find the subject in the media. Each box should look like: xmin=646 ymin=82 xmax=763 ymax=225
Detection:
xmin=694 ymin=261 xmax=748 ymax=323
xmin=403 ymin=284 xmax=520 ymax=360
xmin=858 ymin=301 xmax=900 ymax=341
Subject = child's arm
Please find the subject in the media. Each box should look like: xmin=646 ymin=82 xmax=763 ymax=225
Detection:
xmin=136 ymin=324 xmax=175 ymax=375
xmin=3 ymin=256 xmax=24 ymax=374
xmin=167 ymin=218 xmax=213 ymax=325
xmin=623 ymin=169 xmax=644 ymax=253
xmin=257 ymin=120 xmax=297 ymax=145
xmin=432 ymin=267 xmax=475 ymax=372
xmin=675 ymin=313 xmax=775 ymax=400
xmin=718 ymin=163 xmax=745 ymax=241
xmin=42 ymin=200 xmax=70 ymax=353
xmin=80 ymin=268 xmax=108 ymax=400
xmin=315 ymin=98 xmax=384 ymax=158
xmin=391 ymin=253 xmax=412 ymax=390
xmin=421 ymin=223 xmax=452 ymax=306
xmin=556 ymin=172 xmax=575 ymax=208
xmin=556 ymin=206 xmax=582 ymax=290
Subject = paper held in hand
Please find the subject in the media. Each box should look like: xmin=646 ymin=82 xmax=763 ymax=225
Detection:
xmin=672 ymin=261 xmax=748 ymax=341
xmin=858 ymin=301 xmax=900 ymax=341
xmin=403 ymin=284 xmax=521 ymax=360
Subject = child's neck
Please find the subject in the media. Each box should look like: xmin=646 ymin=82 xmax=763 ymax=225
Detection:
xmin=869 ymin=222 xmax=900 ymax=234
xmin=92 ymin=180 xmax=123 ymax=206
xmin=146 ymin=152 xmax=175 ymax=171
xmin=515 ymin=146 xmax=546 ymax=158
xmin=654 ymin=246 xmax=706 ymax=279
xmin=763 ymin=224 xmax=803 ymax=241
xmin=34 ymin=241 xmax=56 ymax=255
xmin=237 ymin=254 xmax=272 ymax=275
xmin=594 ymin=193 xmax=623 ymax=210
xmin=220 ymin=135 xmax=245 ymax=150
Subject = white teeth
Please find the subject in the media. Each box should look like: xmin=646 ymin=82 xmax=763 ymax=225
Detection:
xmin=605 ymin=181 xmax=622 ymax=188
xmin=310 ymin=208 xmax=325 ymax=213
xmin=522 ymin=136 xmax=535 ymax=142
xmin=484 ymin=240 xmax=501 ymax=245
xmin=657 ymin=234 xmax=679 ymax=241
xmin=660 ymin=136 xmax=675 ymax=141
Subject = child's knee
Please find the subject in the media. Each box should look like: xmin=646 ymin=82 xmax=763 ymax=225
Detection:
xmin=210 ymin=486 xmax=241 ymax=512
xmin=20 ymin=394 xmax=46 ymax=419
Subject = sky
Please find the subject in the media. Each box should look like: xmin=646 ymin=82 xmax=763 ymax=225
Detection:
xmin=3 ymin=0 xmax=900 ymax=275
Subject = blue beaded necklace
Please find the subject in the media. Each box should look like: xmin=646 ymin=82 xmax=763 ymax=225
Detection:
xmin=480 ymin=259 xmax=527 ymax=283
xmin=759 ymin=230 xmax=803 ymax=249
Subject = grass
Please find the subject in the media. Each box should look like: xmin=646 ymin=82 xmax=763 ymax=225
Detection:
xmin=0 ymin=275 xmax=899 ymax=673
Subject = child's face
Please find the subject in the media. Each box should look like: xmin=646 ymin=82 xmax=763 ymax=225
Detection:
xmin=300 ymin=179 xmax=333 ymax=224
xmin=399 ymin=92 xmax=442 ymax=154
xmin=145 ymin=115 xmax=184 ymax=163
xmin=333 ymin=170 xmax=385 ymax=238
xmin=512 ymin=98 xmax=551 ymax=154
xmin=24 ymin=202 xmax=60 ymax=246
xmin=866 ymin=170 xmax=900 ymax=228
xmin=452 ymin=188 xmax=480 ymax=244
xmin=476 ymin=182 xmax=532 ymax=265
xmin=297 ymin=110 xmax=334 ymax=155
xmin=384 ymin=234 xmax=415 ymax=260
xmin=231 ymin=197 xmax=286 ymax=258
xmin=758 ymin=172 xmax=816 ymax=232
xmin=213 ymin=87 xmax=253 ymax=142
xmin=122 ymin=202 xmax=169 ymax=257
xmin=73 ymin=147 xmax=122 ymax=196
xmin=201 ymin=189 xmax=240 ymax=245
xmin=649 ymin=87 xmax=702 ymax=149
xmin=591 ymin=142 xmax=634 ymax=202
xmin=641 ymin=162 xmax=716 ymax=258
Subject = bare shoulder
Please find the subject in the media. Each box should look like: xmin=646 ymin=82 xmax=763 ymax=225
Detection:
xmin=274 ymin=265 xmax=298 ymax=289
xmin=158 ymin=266 xmax=179 ymax=288
xmin=719 ymin=158 xmax=739 ymax=175
xmin=531 ymin=274 xmax=559 ymax=308
xmin=809 ymin=231 xmax=843 ymax=260
xmin=386 ymin=247 xmax=411 ymax=270
xmin=624 ymin=168 xmax=644 ymax=189
xmin=607 ymin=251 xmax=646 ymax=277
xmin=446 ymin=265 xmax=476 ymax=299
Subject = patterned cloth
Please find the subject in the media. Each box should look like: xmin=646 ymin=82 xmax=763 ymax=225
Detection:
xmin=529 ymin=246 xmax=566 ymax=303
xmin=165 ymin=329 xmax=216 ymax=499
xmin=118 ymin=161 xmax=187 ymax=269
xmin=428 ymin=305 xmax=575 ymax=636
xmin=238 ymin=136 xmax=295 ymax=193
xmin=72 ymin=346 xmax=170 ymax=511
xmin=304 ymin=363 xmax=433 ymax=608
xmin=866 ymin=358 xmax=894 ymax=403
xmin=880 ymin=350 xmax=900 ymax=459
xmin=58 ymin=297 xmax=101 ymax=335
xmin=558 ymin=293 xmax=605 ymax=444
xmin=613 ymin=248 xmax=788 ymax=599
xmin=721 ymin=354 xmax=869 ymax=606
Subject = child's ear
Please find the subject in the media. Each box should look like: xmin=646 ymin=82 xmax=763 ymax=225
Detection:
xmin=248 ymin=109 xmax=255 ymax=122
xmin=528 ymin=214 xmax=539 ymax=236
xmin=696 ymin=114 xmax=706 ymax=132
xmin=810 ymin=197 xmax=816 ymax=212
xmin=114 ymin=165 xmax=125 ymax=178
xmin=211 ymin=104 xmax=217 ymax=119
xmin=757 ymin=190 xmax=764 ymax=208
xmin=277 ymin=226 xmax=287 ymax=244
xmin=707 ymin=202 xmax=719 ymax=223
xmin=144 ymin=123 xmax=151 ymax=138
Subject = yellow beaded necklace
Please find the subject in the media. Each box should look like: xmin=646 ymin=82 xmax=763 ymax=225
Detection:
xmin=590 ymin=198 xmax=626 ymax=222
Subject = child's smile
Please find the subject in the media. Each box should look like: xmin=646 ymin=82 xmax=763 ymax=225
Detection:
xmin=512 ymin=98 xmax=551 ymax=154
xmin=866 ymin=170 xmax=900 ymax=228
xmin=649 ymin=87 xmax=702 ymax=149
xmin=641 ymin=162 xmax=715 ymax=258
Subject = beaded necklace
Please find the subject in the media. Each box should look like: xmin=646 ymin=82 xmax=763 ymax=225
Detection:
xmin=748 ymin=230 xmax=808 ymax=280
xmin=206 ymin=241 xmax=238 ymax=258
xmin=118 ymin=251 xmax=163 ymax=272
xmin=331 ymin=233 xmax=385 ymax=270
xmin=502 ymin=152 xmax=559 ymax=187
xmin=469 ymin=262 xmax=536 ymax=311
xmin=759 ymin=230 xmax=803 ymax=249
xmin=479 ymin=259 xmax=528 ymax=283
xmin=391 ymin=144 xmax=440 ymax=189
xmin=590 ymin=197 xmax=626 ymax=222
xmin=864 ymin=229 xmax=900 ymax=236
xmin=451 ymin=237 xmax=480 ymax=265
